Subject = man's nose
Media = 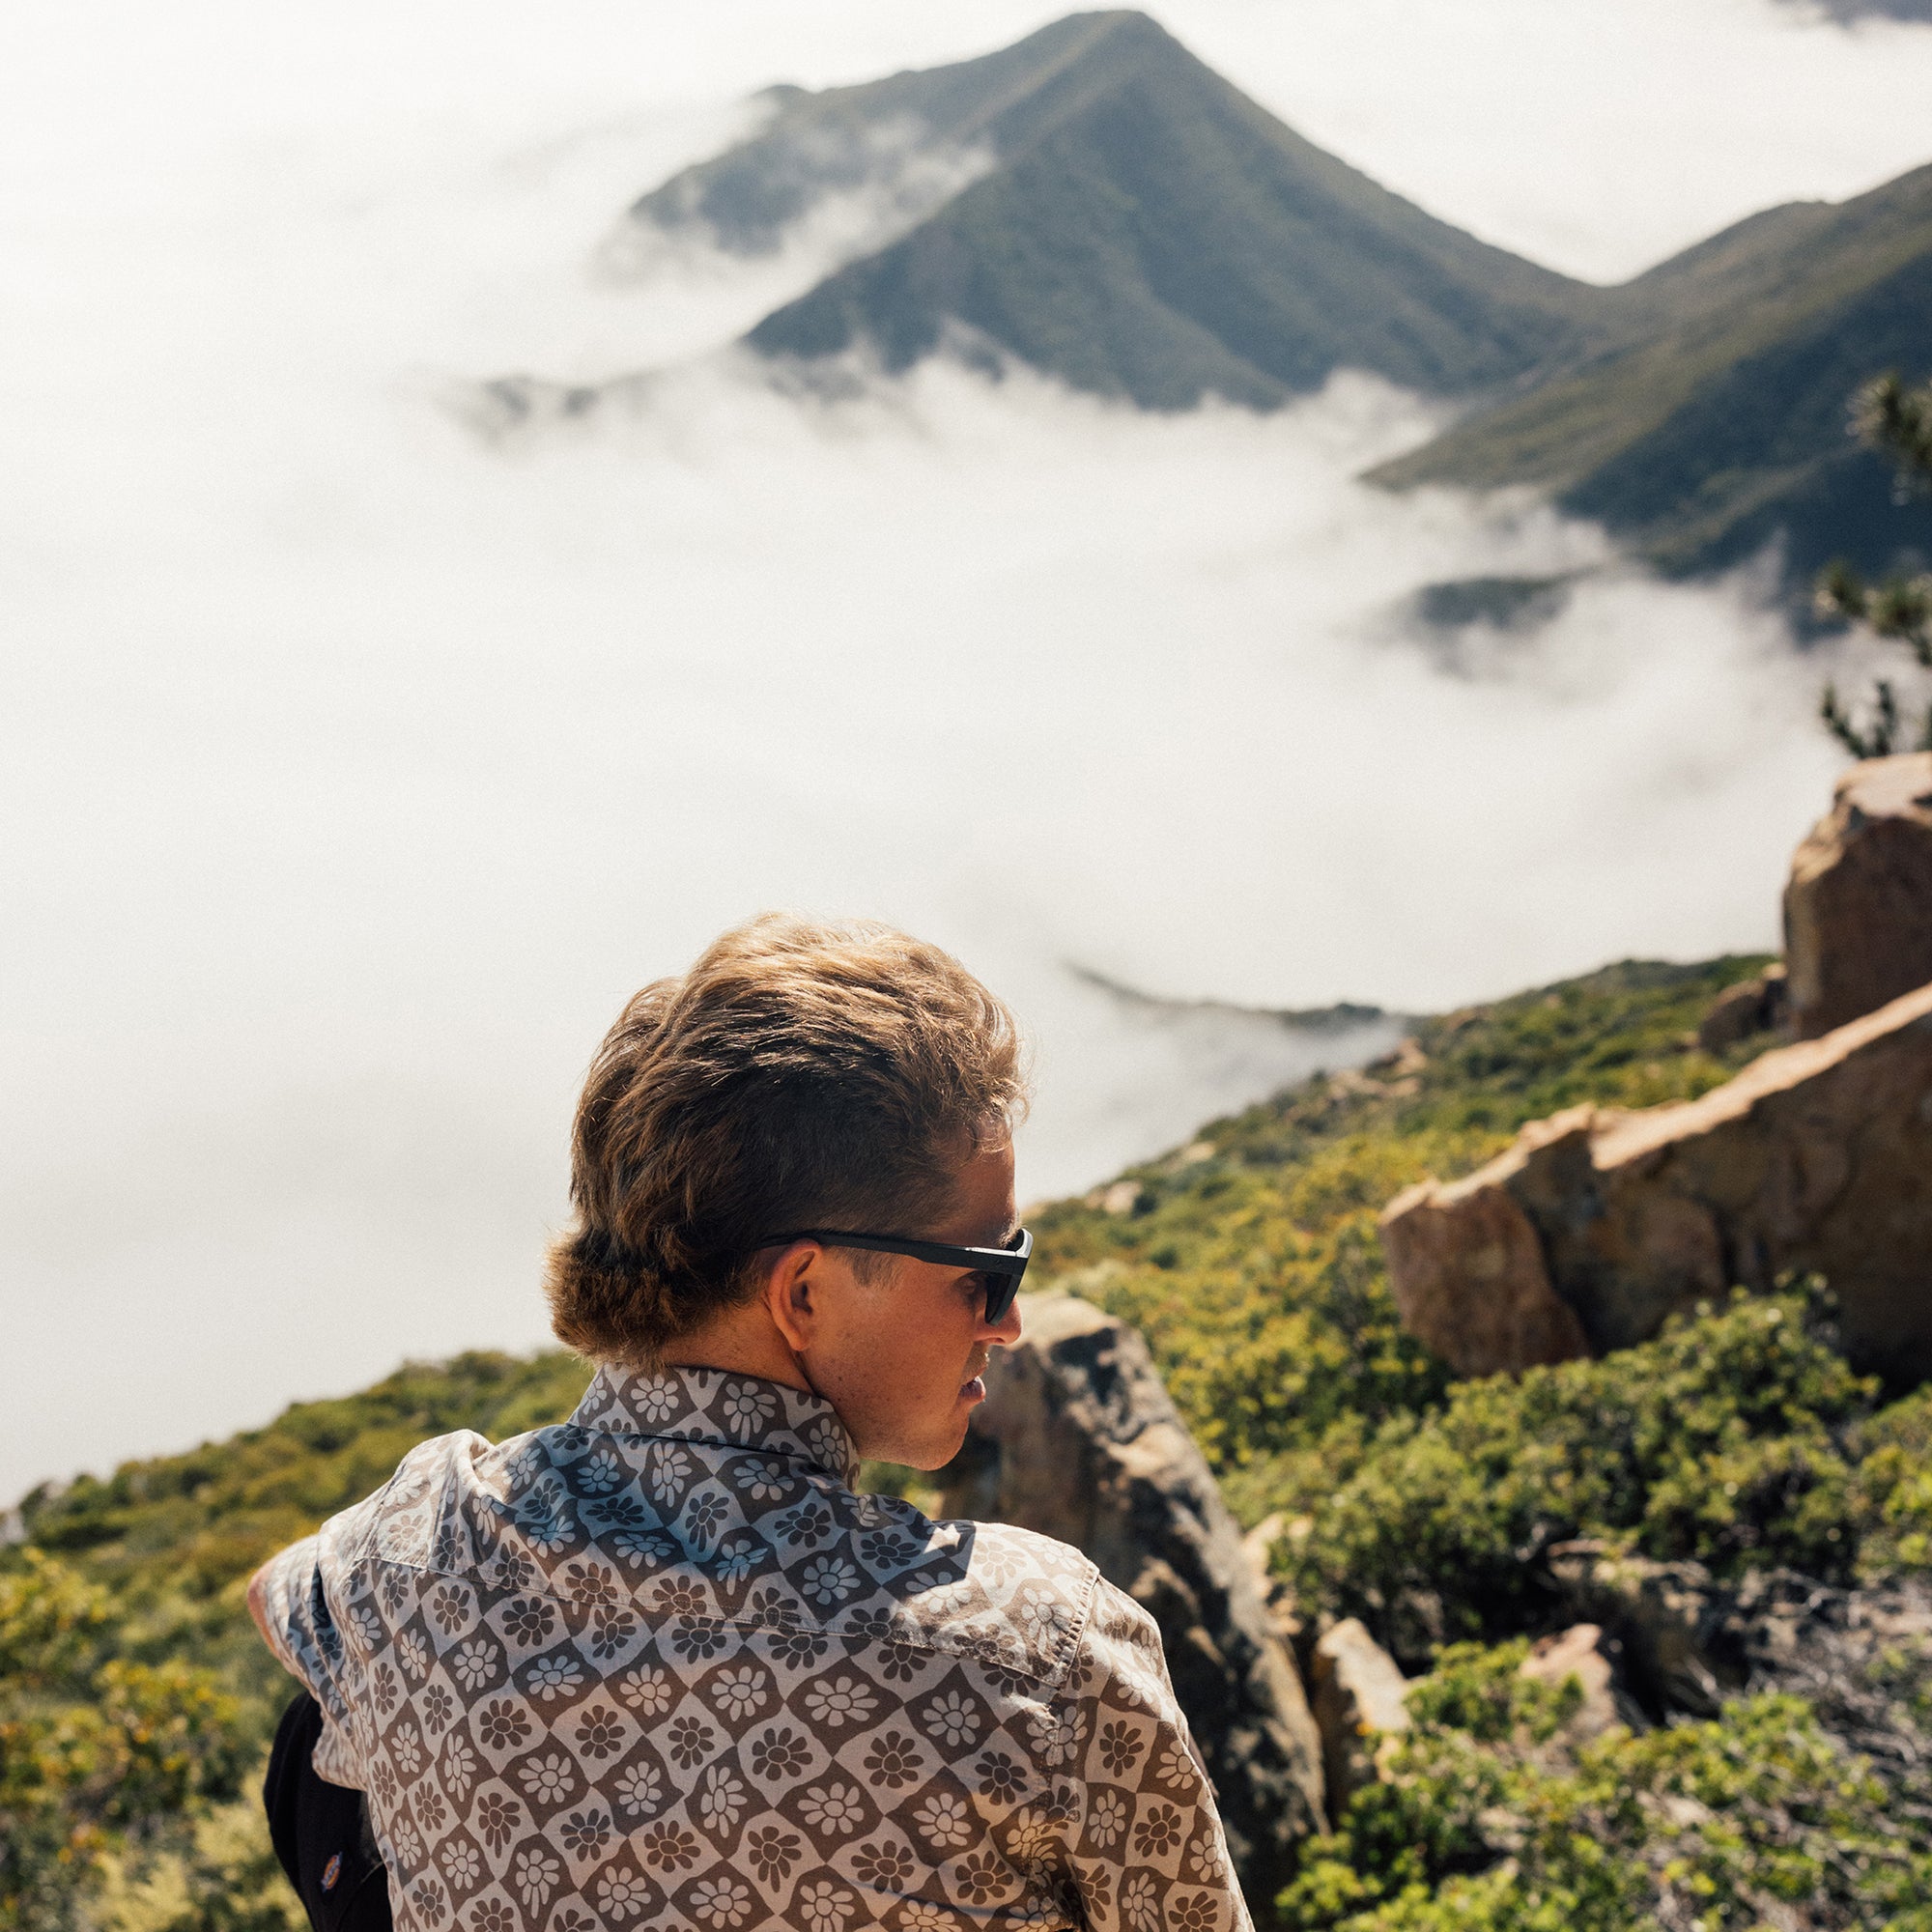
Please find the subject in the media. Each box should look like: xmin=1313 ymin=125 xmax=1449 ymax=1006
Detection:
xmin=982 ymin=1293 xmax=1024 ymax=1347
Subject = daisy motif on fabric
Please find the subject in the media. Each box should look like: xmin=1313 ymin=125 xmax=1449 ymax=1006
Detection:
xmin=707 ymin=1663 xmax=769 ymax=1721
xmin=912 ymin=1791 xmax=976 ymax=1851
xmin=797 ymin=1879 xmax=858 ymax=1932
xmin=799 ymin=1553 xmax=862 ymax=1605
xmin=524 ymin=1653 xmax=584 ymax=1701
xmin=511 ymin=1846 xmax=561 ymax=1913
xmin=558 ymin=1807 xmax=611 ymax=1860
xmin=613 ymin=1665 xmax=673 ymax=1717
xmin=696 ymin=1762 xmax=750 ymax=1833
xmin=802 ymin=1674 xmax=878 ymax=1730
xmin=720 ymin=1380 xmax=779 ymax=1435
xmin=611 ymin=1759 xmax=665 ymax=1819
xmin=1122 ymin=1867 xmax=1163 ymax=1932
xmin=798 ymin=1779 xmax=868 ymax=1836
xmin=919 ymin=1688 xmax=983 ymax=1749
xmin=689 ymin=1875 xmax=754 ymax=1928
xmin=732 ymin=1457 xmax=793 ymax=1504
xmin=518 ymin=1751 xmax=578 ymax=1806
xmin=593 ymin=1861 xmax=655 ymax=1923
xmin=573 ymin=1449 xmax=625 ymax=1496
xmin=746 ymin=1824 xmax=804 ymax=1885
xmin=474 ymin=1791 xmax=522 ymax=1853
xmin=628 ymin=1378 xmax=682 ymax=1426
xmin=439 ymin=1840 xmax=481 ymax=1892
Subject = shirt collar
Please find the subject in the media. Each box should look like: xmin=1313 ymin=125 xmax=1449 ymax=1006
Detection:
xmin=569 ymin=1361 xmax=860 ymax=1488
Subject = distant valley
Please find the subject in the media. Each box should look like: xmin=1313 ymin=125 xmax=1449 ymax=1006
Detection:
xmin=592 ymin=8 xmax=1932 ymax=590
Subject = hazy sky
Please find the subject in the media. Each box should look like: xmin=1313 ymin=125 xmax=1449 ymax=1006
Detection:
xmin=5 ymin=0 xmax=1931 ymax=1503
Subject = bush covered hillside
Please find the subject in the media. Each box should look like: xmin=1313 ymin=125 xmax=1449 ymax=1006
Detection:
xmin=10 ymin=952 xmax=1932 ymax=1930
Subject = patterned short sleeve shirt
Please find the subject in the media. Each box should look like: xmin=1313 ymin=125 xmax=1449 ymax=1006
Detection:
xmin=256 ymin=1363 xmax=1252 ymax=1932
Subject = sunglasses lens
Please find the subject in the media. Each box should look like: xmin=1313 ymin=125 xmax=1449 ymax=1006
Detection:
xmin=982 ymin=1233 xmax=1027 ymax=1324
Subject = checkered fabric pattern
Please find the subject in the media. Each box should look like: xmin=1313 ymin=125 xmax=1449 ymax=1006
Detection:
xmin=257 ymin=1362 xmax=1251 ymax=1932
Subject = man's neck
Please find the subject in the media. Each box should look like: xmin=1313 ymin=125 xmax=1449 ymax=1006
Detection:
xmin=656 ymin=1301 xmax=813 ymax=1396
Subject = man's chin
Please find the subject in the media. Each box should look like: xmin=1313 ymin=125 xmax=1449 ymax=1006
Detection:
xmin=887 ymin=1406 xmax=979 ymax=1474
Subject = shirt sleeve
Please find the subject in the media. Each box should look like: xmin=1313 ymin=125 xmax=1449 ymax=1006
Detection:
xmin=255 ymin=1532 xmax=327 ymax=1685
xmin=252 ymin=1491 xmax=385 ymax=1789
xmin=1051 ymin=1578 xmax=1255 ymax=1932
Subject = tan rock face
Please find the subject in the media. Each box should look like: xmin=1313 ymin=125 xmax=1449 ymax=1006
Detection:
xmin=1785 ymin=753 xmax=1932 ymax=1038
xmin=1309 ymin=1619 xmax=1409 ymax=1820
xmin=1379 ymin=1117 xmax=1593 ymax=1379
xmin=938 ymin=1293 xmax=1326 ymax=1898
xmin=1383 ymin=981 xmax=1932 ymax=1380
xmin=1519 ymin=1623 xmax=1628 ymax=1740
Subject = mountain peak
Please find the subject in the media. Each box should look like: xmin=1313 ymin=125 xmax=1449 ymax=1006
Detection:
xmin=624 ymin=9 xmax=1197 ymax=261
xmin=624 ymin=12 xmax=1594 ymax=409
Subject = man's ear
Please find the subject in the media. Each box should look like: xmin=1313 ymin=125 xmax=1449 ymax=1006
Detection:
xmin=760 ymin=1241 xmax=821 ymax=1356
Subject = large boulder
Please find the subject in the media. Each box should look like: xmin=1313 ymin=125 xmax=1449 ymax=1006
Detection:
xmin=939 ymin=1293 xmax=1326 ymax=1898
xmin=1786 ymin=753 xmax=1932 ymax=1038
xmin=1381 ymin=980 xmax=1932 ymax=1381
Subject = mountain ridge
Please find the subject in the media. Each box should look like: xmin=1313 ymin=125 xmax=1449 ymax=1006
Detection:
xmin=1375 ymin=161 xmax=1932 ymax=578
xmin=614 ymin=10 xmax=1932 ymax=582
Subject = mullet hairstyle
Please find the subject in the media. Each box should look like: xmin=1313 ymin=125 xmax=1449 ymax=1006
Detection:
xmin=545 ymin=915 xmax=1030 ymax=1366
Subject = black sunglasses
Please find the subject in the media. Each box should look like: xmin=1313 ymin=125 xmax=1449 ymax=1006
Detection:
xmin=759 ymin=1227 xmax=1032 ymax=1324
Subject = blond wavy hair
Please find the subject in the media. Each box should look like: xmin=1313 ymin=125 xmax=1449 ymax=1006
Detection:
xmin=544 ymin=915 xmax=1029 ymax=1366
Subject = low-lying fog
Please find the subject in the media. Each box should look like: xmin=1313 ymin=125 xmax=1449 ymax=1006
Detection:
xmin=6 ymin=0 xmax=1932 ymax=1504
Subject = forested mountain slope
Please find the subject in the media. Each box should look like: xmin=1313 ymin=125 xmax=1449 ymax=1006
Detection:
xmin=1375 ymin=164 xmax=1932 ymax=580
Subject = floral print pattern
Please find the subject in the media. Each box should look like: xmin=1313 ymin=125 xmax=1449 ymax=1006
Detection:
xmin=257 ymin=1363 xmax=1246 ymax=1932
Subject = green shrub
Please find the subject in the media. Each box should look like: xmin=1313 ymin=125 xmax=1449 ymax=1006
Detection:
xmin=0 ymin=1553 xmax=249 ymax=1932
xmin=1278 ymin=1290 xmax=1875 ymax=1658
xmin=1282 ymin=1645 xmax=1932 ymax=1932
xmin=1851 ymin=1385 xmax=1932 ymax=1574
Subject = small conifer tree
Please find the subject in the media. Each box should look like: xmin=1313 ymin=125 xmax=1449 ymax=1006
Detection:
xmin=1817 ymin=372 xmax=1932 ymax=756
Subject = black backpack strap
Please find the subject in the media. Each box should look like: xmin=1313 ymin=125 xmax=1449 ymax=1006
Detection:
xmin=263 ymin=1692 xmax=394 ymax=1932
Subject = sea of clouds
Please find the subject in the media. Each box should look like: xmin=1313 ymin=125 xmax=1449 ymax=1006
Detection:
xmin=5 ymin=0 xmax=1932 ymax=1501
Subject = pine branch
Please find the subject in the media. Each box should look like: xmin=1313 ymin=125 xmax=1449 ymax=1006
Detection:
xmin=1853 ymin=371 xmax=1932 ymax=495
xmin=1820 ymin=680 xmax=1901 ymax=761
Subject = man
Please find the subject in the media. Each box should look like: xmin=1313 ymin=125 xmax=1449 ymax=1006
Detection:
xmin=251 ymin=915 xmax=1251 ymax=1932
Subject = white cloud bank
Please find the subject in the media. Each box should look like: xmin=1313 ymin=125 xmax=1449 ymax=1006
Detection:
xmin=2 ymin=0 xmax=1927 ymax=1499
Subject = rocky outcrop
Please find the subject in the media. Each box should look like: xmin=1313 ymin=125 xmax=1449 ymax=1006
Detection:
xmin=1785 ymin=753 xmax=1932 ymax=1038
xmin=1381 ymin=979 xmax=1932 ymax=1381
xmin=939 ymin=1293 xmax=1326 ymax=1897
xmin=1309 ymin=1619 xmax=1408 ymax=1818
xmin=1548 ymin=1544 xmax=1932 ymax=1791
xmin=1548 ymin=1547 xmax=1740 ymax=1717
xmin=1696 ymin=965 xmax=1787 ymax=1054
